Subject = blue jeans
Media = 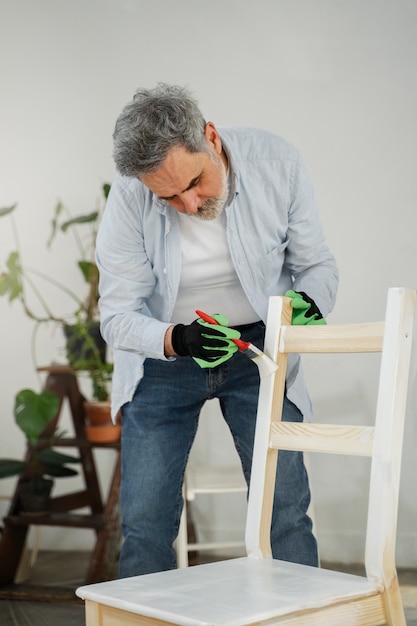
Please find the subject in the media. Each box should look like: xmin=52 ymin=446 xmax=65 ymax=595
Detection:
xmin=118 ymin=322 xmax=318 ymax=577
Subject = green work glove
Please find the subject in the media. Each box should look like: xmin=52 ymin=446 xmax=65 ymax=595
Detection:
xmin=285 ymin=290 xmax=327 ymax=325
xmin=171 ymin=313 xmax=240 ymax=368
xmin=193 ymin=313 xmax=240 ymax=368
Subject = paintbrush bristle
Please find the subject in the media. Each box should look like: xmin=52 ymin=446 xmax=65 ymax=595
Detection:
xmin=241 ymin=344 xmax=278 ymax=377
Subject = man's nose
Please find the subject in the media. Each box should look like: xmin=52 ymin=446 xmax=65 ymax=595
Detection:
xmin=180 ymin=190 xmax=200 ymax=213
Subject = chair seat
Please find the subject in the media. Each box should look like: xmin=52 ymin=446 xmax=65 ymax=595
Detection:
xmin=76 ymin=557 xmax=381 ymax=625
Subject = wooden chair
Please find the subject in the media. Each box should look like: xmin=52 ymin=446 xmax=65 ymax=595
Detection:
xmin=175 ymin=462 xmax=247 ymax=568
xmin=76 ymin=287 xmax=415 ymax=626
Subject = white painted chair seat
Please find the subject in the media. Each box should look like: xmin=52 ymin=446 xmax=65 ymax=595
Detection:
xmin=77 ymin=556 xmax=381 ymax=625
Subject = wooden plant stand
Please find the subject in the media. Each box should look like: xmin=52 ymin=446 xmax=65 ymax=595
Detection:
xmin=0 ymin=367 xmax=121 ymax=587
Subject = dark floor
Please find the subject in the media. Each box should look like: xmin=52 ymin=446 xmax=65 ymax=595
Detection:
xmin=0 ymin=551 xmax=416 ymax=625
xmin=0 ymin=551 xmax=87 ymax=626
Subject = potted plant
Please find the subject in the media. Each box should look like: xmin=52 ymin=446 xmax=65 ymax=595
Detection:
xmin=47 ymin=185 xmax=111 ymax=355
xmin=0 ymin=183 xmax=114 ymax=400
xmin=65 ymin=314 xmax=120 ymax=443
xmin=0 ymin=388 xmax=81 ymax=513
xmin=0 ymin=182 xmax=110 ymax=334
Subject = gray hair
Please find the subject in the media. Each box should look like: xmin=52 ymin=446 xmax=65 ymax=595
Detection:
xmin=113 ymin=83 xmax=208 ymax=177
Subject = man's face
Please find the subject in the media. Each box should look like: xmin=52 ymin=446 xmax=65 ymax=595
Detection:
xmin=140 ymin=123 xmax=228 ymax=221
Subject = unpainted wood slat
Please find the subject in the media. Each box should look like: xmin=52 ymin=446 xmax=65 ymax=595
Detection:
xmin=85 ymin=591 xmax=386 ymax=626
xmin=280 ymin=322 xmax=384 ymax=354
xmin=247 ymin=593 xmax=385 ymax=625
xmin=269 ymin=422 xmax=375 ymax=457
xmin=97 ymin=601 xmax=178 ymax=625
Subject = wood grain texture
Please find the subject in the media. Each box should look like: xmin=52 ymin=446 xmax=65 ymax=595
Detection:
xmin=270 ymin=422 xmax=375 ymax=456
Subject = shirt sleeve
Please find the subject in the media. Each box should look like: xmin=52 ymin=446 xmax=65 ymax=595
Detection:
xmin=95 ymin=177 xmax=173 ymax=360
xmin=284 ymin=150 xmax=338 ymax=317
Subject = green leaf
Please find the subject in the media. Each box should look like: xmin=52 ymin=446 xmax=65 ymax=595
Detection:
xmin=0 ymin=204 xmax=17 ymax=217
xmin=41 ymin=464 xmax=79 ymax=478
xmin=38 ymin=449 xmax=81 ymax=465
xmin=47 ymin=201 xmax=64 ymax=247
xmin=0 ymin=459 xmax=26 ymax=479
xmin=102 ymin=183 xmax=111 ymax=199
xmin=60 ymin=212 xmax=99 ymax=232
xmin=78 ymin=260 xmax=98 ymax=284
xmin=14 ymin=389 xmax=60 ymax=443
xmin=0 ymin=251 xmax=24 ymax=301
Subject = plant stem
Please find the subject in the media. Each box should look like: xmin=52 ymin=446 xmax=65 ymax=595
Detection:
xmin=60 ymin=203 xmax=86 ymax=259
xmin=24 ymin=267 xmax=83 ymax=312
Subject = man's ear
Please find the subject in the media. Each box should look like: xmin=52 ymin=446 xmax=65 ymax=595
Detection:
xmin=204 ymin=122 xmax=222 ymax=155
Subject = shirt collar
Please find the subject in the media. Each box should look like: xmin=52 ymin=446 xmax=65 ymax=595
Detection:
xmin=220 ymin=133 xmax=240 ymax=203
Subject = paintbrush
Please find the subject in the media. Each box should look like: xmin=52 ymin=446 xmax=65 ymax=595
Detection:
xmin=195 ymin=310 xmax=278 ymax=378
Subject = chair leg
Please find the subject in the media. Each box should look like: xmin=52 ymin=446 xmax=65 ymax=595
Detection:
xmin=304 ymin=452 xmax=320 ymax=565
xmin=175 ymin=486 xmax=189 ymax=568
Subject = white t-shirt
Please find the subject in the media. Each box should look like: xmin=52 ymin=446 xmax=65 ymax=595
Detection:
xmin=170 ymin=208 xmax=260 ymax=326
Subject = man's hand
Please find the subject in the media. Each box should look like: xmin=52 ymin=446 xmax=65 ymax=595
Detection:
xmin=285 ymin=290 xmax=327 ymax=325
xmin=171 ymin=313 xmax=241 ymax=368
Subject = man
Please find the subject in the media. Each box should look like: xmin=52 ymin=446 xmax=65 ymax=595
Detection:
xmin=96 ymin=83 xmax=338 ymax=578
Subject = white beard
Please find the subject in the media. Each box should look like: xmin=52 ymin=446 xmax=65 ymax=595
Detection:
xmin=192 ymin=165 xmax=229 ymax=221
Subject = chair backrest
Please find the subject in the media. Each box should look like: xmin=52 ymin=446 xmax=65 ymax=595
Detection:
xmin=245 ymin=287 xmax=415 ymax=586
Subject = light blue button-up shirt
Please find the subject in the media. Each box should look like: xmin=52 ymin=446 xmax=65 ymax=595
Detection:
xmin=96 ymin=127 xmax=338 ymax=420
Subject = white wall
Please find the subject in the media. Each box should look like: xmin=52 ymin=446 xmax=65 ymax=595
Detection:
xmin=1 ymin=0 xmax=416 ymax=566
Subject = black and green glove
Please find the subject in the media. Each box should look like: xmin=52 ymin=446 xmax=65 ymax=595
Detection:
xmin=171 ymin=314 xmax=241 ymax=368
xmin=285 ymin=290 xmax=327 ymax=325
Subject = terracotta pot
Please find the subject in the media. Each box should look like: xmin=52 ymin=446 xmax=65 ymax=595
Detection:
xmin=84 ymin=401 xmax=121 ymax=443
xmin=84 ymin=401 xmax=113 ymax=426
xmin=85 ymin=424 xmax=121 ymax=443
